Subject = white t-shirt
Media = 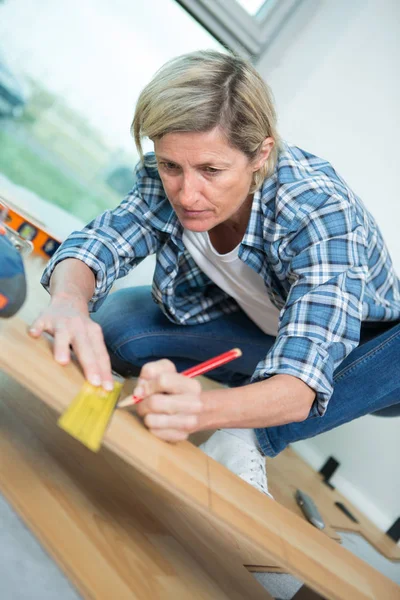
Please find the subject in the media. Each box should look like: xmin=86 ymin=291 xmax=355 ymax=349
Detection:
xmin=182 ymin=229 xmax=280 ymax=336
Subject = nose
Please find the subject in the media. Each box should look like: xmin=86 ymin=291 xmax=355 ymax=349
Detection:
xmin=178 ymin=173 xmax=200 ymax=209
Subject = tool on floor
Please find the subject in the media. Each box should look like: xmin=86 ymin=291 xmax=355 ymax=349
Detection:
xmin=117 ymin=347 xmax=243 ymax=408
xmin=58 ymin=380 xmax=123 ymax=452
xmin=295 ymin=489 xmax=325 ymax=530
xmin=335 ymin=501 xmax=359 ymax=523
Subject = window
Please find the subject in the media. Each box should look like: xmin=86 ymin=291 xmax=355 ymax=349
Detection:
xmin=177 ymin=0 xmax=302 ymax=59
xmin=0 ymin=0 xmax=223 ymax=228
xmin=236 ymin=0 xmax=270 ymax=17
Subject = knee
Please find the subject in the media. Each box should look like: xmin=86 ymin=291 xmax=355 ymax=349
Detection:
xmin=371 ymin=403 xmax=400 ymax=417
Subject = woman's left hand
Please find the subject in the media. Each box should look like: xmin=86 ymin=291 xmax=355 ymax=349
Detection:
xmin=122 ymin=359 xmax=204 ymax=442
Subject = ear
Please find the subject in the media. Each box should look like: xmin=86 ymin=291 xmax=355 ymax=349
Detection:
xmin=252 ymin=137 xmax=275 ymax=171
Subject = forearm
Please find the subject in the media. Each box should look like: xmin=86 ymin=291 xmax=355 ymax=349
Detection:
xmin=49 ymin=258 xmax=95 ymax=311
xmin=197 ymin=374 xmax=316 ymax=431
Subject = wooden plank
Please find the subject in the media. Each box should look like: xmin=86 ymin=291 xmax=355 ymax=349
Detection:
xmin=319 ymin=482 xmax=400 ymax=561
xmin=205 ymin=458 xmax=400 ymax=600
xmin=267 ymin=451 xmax=341 ymax=543
xmin=1 ymin=317 xmax=399 ymax=600
xmin=0 ymin=373 xmax=271 ymax=600
xmin=269 ymin=447 xmax=400 ymax=561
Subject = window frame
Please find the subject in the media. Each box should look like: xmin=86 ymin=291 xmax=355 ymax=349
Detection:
xmin=176 ymin=0 xmax=303 ymax=60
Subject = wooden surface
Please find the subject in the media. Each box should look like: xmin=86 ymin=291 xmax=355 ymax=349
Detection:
xmin=317 ymin=481 xmax=400 ymax=561
xmin=0 ymin=372 xmax=272 ymax=600
xmin=1 ymin=317 xmax=399 ymax=600
xmin=195 ymin=378 xmax=400 ymax=563
xmin=268 ymin=448 xmax=400 ymax=562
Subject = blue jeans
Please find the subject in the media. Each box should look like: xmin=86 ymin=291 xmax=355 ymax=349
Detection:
xmin=92 ymin=286 xmax=400 ymax=457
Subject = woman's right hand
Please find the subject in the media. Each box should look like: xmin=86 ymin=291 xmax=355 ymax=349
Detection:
xmin=29 ymin=294 xmax=114 ymax=391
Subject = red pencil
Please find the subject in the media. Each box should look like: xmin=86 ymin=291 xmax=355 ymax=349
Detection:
xmin=117 ymin=347 xmax=242 ymax=408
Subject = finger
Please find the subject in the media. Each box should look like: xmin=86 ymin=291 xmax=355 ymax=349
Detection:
xmin=144 ymin=412 xmax=199 ymax=432
xmin=53 ymin=324 xmax=72 ymax=365
xmin=70 ymin=327 xmax=104 ymax=387
xmin=136 ymin=393 xmax=203 ymax=417
xmin=135 ymin=372 xmax=201 ymax=399
xmin=85 ymin=322 xmax=114 ymax=391
xmin=29 ymin=316 xmax=52 ymax=337
xmin=139 ymin=359 xmax=177 ymax=382
xmin=148 ymin=428 xmax=189 ymax=443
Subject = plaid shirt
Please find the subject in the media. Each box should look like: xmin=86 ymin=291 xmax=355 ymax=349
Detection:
xmin=41 ymin=142 xmax=400 ymax=416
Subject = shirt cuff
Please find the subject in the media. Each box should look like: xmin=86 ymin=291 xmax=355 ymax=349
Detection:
xmin=250 ymin=335 xmax=334 ymax=416
xmin=41 ymin=246 xmax=112 ymax=312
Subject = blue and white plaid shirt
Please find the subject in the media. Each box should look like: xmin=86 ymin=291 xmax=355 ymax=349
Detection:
xmin=41 ymin=142 xmax=400 ymax=416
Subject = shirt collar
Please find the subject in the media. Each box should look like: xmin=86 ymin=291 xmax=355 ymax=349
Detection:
xmin=241 ymin=173 xmax=277 ymax=251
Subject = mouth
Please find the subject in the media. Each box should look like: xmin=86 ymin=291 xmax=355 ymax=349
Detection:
xmin=180 ymin=208 xmax=211 ymax=217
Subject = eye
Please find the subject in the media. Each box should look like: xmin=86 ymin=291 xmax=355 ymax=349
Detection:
xmin=159 ymin=161 xmax=179 ymax=172
xmin=203 ymin=166 xmax=221 ymax=175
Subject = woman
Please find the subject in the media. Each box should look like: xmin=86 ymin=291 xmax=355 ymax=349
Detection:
xmin=31 ymin=50 xmax=400 ymax=497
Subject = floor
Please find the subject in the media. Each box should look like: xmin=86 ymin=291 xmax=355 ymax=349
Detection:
xmin=0 ymin=490 xmax=303 ymax=600
xmin=1 ymin=490 xmax=399 ymax=600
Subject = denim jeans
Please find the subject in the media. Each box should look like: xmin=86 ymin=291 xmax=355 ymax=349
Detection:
xmin=92 ymin=286 xmax=400 ymax=457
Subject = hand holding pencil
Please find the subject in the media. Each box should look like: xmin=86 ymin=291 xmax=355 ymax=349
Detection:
xmin=117 ymin=348 xmax=242 ymax=443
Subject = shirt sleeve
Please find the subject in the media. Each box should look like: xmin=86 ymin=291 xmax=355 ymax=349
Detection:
xmin=40 ymin=183 xmax=159 ymax=312
xmin=251 ymin=194 xmax=368 ymax=416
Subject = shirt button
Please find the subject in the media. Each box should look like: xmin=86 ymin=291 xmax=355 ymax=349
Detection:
xmin=166 ymin=265 xmax=174 ymax=274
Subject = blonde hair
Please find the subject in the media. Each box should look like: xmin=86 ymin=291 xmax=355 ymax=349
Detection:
xmin=132 ymin=50 xmax=281 ymax=193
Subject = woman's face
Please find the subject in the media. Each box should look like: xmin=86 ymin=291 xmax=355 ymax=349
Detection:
xmin=154 ymin=127 xmax=273 ymax=232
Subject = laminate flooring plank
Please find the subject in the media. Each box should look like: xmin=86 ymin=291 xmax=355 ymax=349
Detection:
xmin=270 ymin=448 xmax=400 ymax=561
xmin=1 ymin=318 xmax=399 ymax=600
xmin=0 ymin=373 xmax=272 ymax=600
xmin=0 ymin=316 xmax=275 ymax=569
xmin=320 ymin=485 xmax=400 ymax=561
